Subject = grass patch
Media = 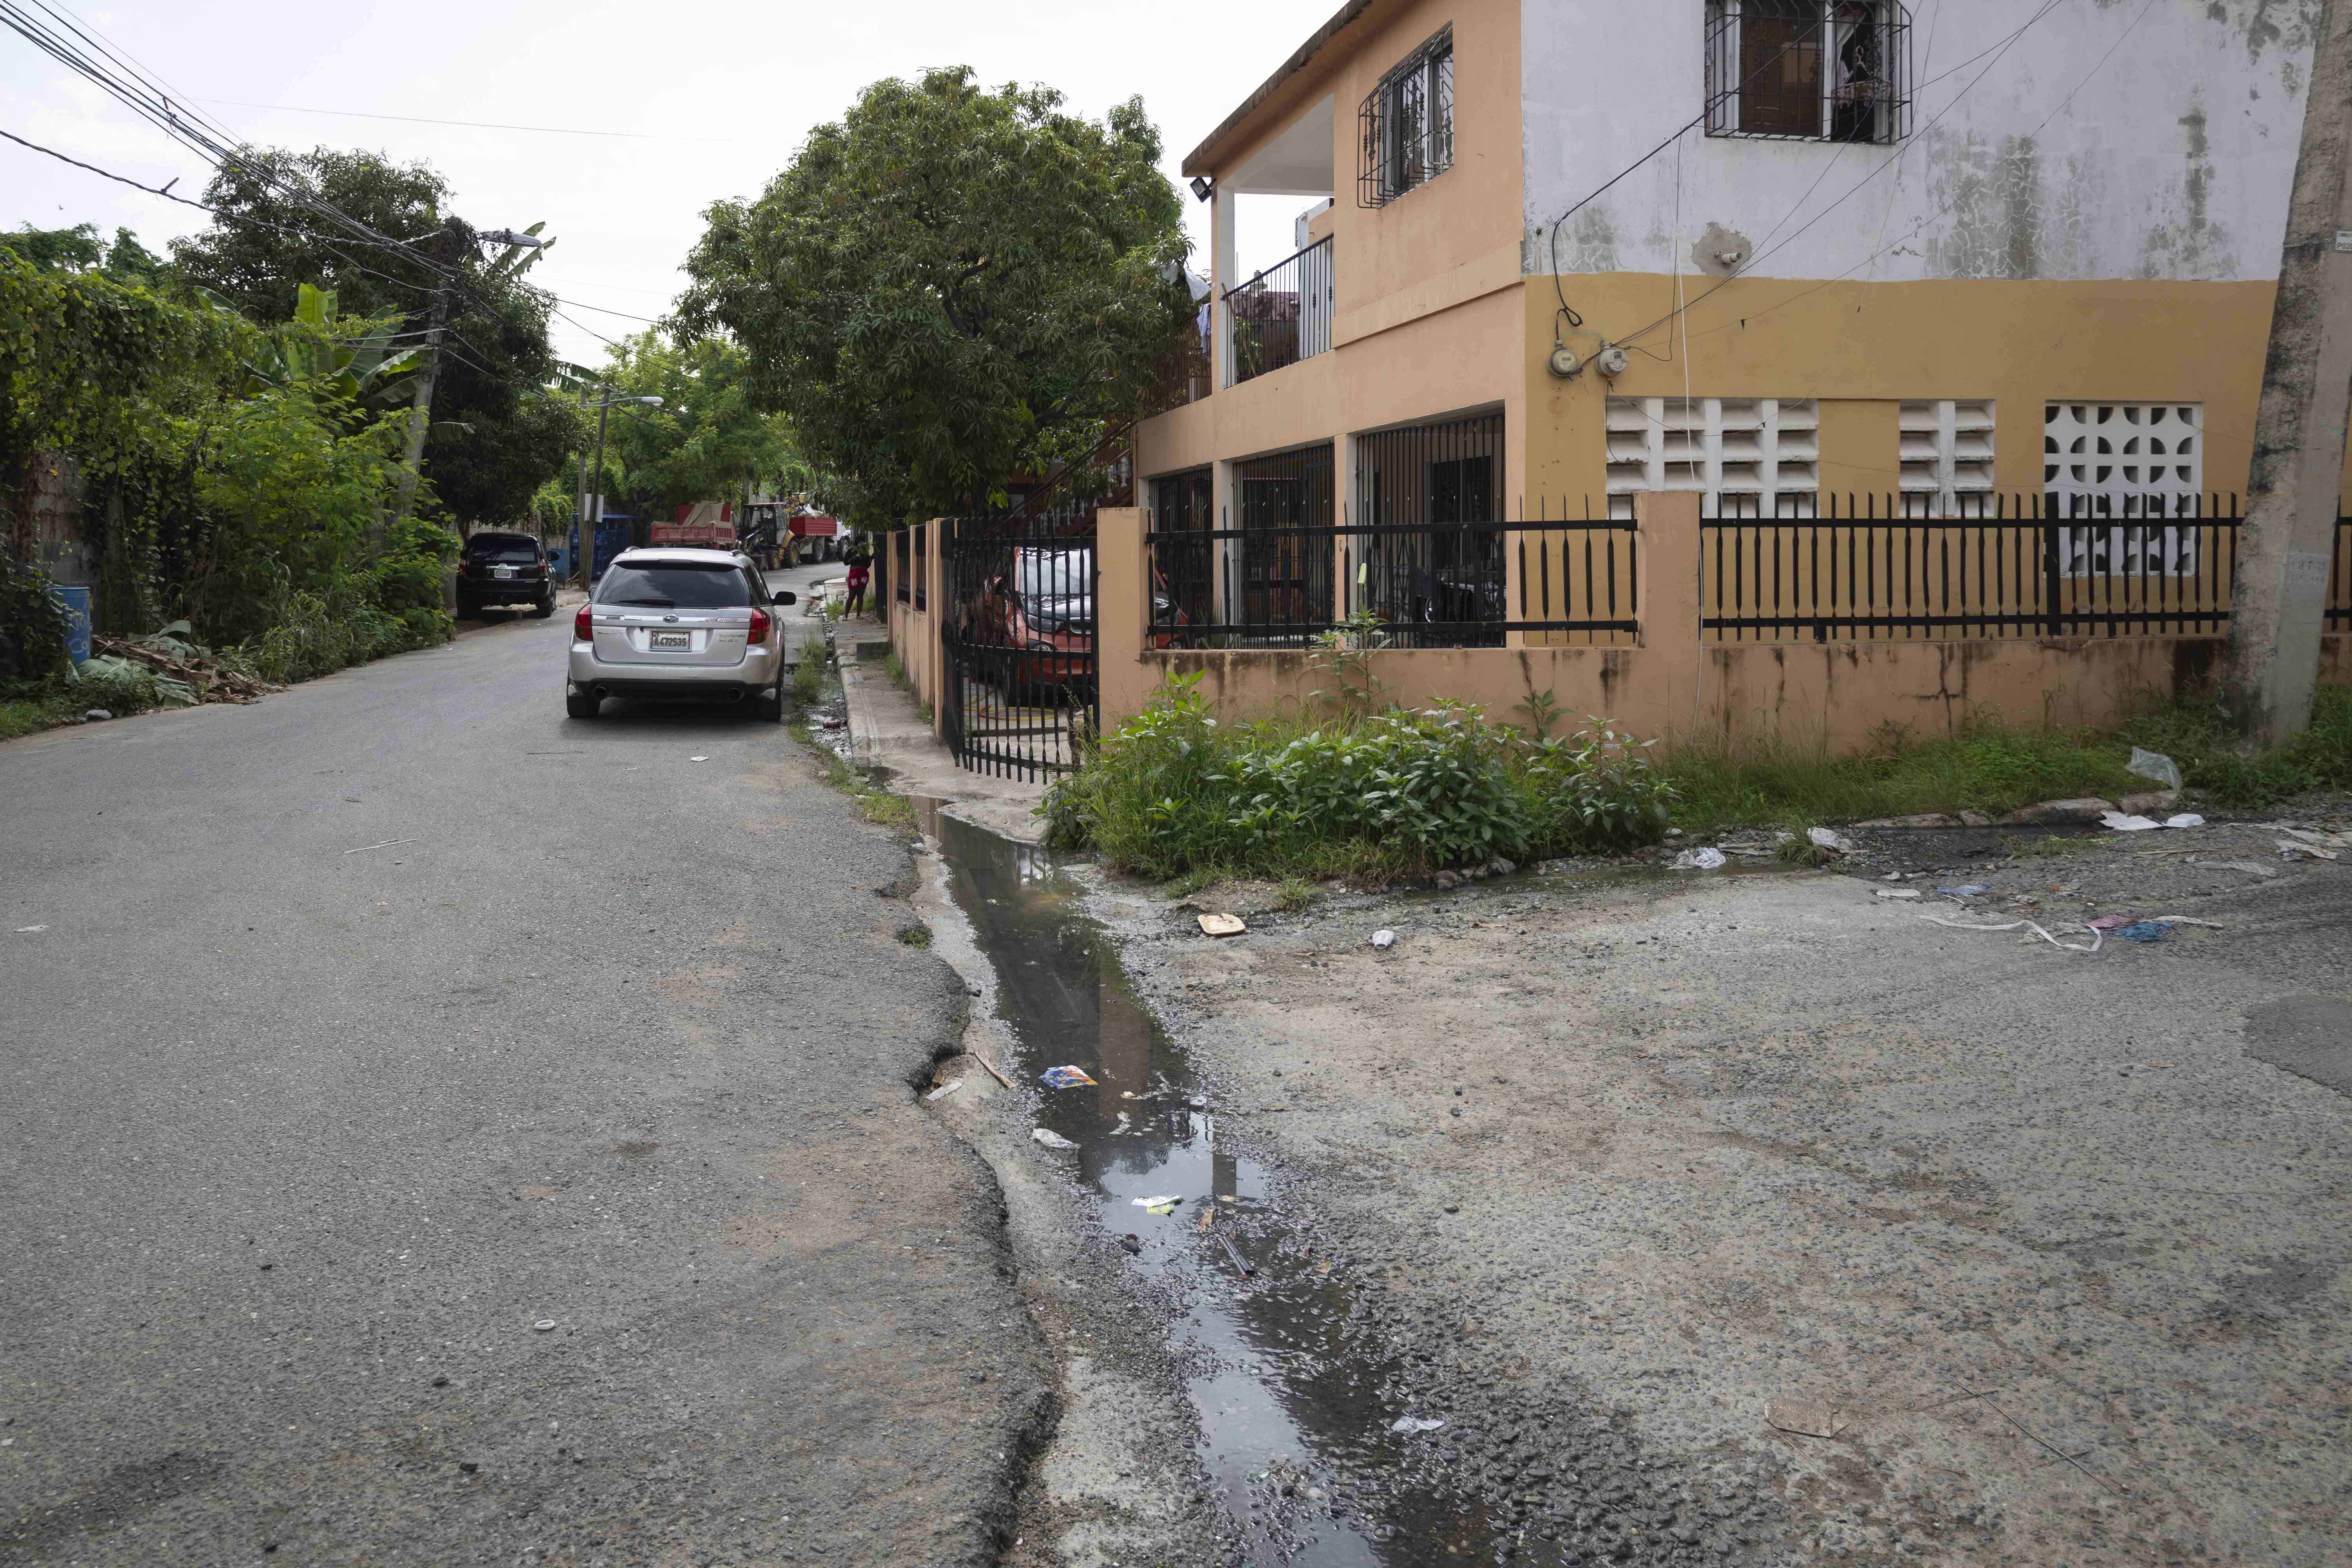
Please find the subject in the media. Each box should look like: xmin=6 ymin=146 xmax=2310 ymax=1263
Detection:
xmin=1659 ymin=684 xmax=2352 ymax=834
xmin=792 ymin=650 xmax=824 ymax=706
xmin=1274 ymin=877 xmax=1316 ymax=912
xmin=791 ymin=719 xmax=916 ymax=829
xmin=1042 ymin=675 xmax=1672 ymax=883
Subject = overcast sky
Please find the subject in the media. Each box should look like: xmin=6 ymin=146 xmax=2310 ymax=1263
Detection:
xmin=2 ymin=0 xmax=1340 ymax=367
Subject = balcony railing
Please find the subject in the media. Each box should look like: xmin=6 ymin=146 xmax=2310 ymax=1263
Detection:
xmin=1223 ymin=236 xmax=1333 ymax=387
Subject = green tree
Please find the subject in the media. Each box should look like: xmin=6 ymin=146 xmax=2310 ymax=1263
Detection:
xmin=595 ymin=330 xmax=803 ymax=516
xmin=678 ymin=67 xmax=1191 ymax=524
xmin=169 ymin=147 xmax=572 ymax=526
xmin=5 ymin=221 xmax=103 ymax=272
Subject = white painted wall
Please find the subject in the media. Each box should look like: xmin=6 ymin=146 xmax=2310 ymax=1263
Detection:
xmin=1522 ymin=0 xmax=2321 ymax=283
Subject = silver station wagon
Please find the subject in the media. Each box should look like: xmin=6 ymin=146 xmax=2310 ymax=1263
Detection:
xmin=566 ymin=548 xmax=797 ymax=721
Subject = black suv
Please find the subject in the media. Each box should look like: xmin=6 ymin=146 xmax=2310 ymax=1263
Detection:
xmin=457 ymin=531 xmax=555 ymax=617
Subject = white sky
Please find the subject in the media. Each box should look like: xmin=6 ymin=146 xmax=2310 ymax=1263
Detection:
xmin=2 ymin=0 xmax=1339 ymax=368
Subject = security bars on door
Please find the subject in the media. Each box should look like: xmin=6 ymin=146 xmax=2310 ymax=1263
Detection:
xmin=1223 ymin=236 xmax=1334 ymax=386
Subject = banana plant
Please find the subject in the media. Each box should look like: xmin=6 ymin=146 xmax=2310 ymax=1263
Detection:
xmin=199 ymin=282 xmax=427 ymax=409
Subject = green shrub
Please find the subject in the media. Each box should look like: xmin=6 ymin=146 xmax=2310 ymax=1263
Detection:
xmin=0 ymin=550 xmax=70 ymax=681
xmin=2118 ymin=684 xmax=2352 ymax=807
xmin=1041 ymin=675 xmax=1673 ymax=880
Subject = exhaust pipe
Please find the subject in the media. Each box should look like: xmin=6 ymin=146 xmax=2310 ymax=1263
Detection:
xmin=593 ymin=684 xmax=610 ymax=700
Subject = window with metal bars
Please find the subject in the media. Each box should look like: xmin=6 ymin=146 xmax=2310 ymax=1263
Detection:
xmin=1704 ymin=1 xmax=1910 ymax=144
xmin=1358 ymin=27 xmax=1454 ymax=207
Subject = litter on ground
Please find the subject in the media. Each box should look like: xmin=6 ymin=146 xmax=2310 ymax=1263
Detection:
xmin=1197 ymin=913 xmax=1247 ymax=937
xmin=1671 ymin=847 xmax=1728 ymax=871
xmin=1030 ymin=1128 xmax=1078 ymax=1150
xmin=2118 ymin=921 xmax=2173 ymax=942
xmin=1390 ymin=1417 xmax=1447 ymax=1435
xmin=1134 ymin=1194 xmax=1184 ymax=1214
xmin=1918 ymin=911 xmax=2103 ymax=953
xmin=1876 ymin=887 xmax=1922 ymax=900
xmin=2087 ymin=914 xmax=2136 ymax=932
xmin=1936 ymin=884 xmax=1990 ymax=898
xmin=2279 ymin=842 xmax=2341 ymax=861
xmin=2127 ymin=748 xmax=2183 ymax=790
xmin=1808 ymin=827 xmax=1857 ymax=853
xmin=1039 ymin=1065 xmax=1098 ymax=1089
xmin=924 ymin=1078 xmax=964 ymax=1102
xmin=1371 ymin=929 xmax=1397 ymax=950
xmin=2100 ymin=811 xmax=2164 ymax=832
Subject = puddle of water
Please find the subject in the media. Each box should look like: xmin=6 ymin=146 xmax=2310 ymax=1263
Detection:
xmin=916 ymin=801 xmax=1553 ymax=1566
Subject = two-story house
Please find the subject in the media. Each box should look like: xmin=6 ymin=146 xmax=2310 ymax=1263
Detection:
xmin=1135 ymin=0 xmax=2347 ymax=650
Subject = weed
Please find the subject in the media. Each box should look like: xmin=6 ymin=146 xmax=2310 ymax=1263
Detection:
xmin=1659 ymin=717 xmax=2144 ymax=835
xmin=1274 ymin=877 xmax=1315 ymax=912
xmin=896 ymin=924 xmax=932 ymax=947
xmin=791 ymin=719 xmax=916 ymax=828
xmin=1042 ymin=674 xmax=1672 ymax=881
xmin=1776 ymin=834 xmax=1835 ymax=867
xmin=1160 ymin=867 xmax=1222 ymax=899
xmin=792 ymin=652 xmax=823 ymax=706
xmin=883 ymin=651 xmax=912 ymax=692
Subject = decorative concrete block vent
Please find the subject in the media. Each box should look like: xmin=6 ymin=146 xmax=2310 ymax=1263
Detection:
xmin=1899 ymin=399 xmax=1996 ymax=514
xmin=1604 ymin=397 xmax=1819 ymax=519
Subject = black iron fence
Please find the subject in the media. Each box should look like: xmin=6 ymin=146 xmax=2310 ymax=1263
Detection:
xmin=893 ymin=528 xmax=911 ymax=604
xmin=1224 ymin=236 xmax=1333 ymax=386
xmin=939 ymin=514 xmax=1097 ymax=780
xmin=1700 ymin=492 xmax=2252 ymax=641
xmin=911 ymin=523 xmax=927 ymax=611
xmin=1143 ymin=514 xmax=1640 ymax=649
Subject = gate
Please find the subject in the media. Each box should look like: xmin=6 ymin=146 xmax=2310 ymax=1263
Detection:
xmin=939 ymin=512 xmax=1099 ymax=779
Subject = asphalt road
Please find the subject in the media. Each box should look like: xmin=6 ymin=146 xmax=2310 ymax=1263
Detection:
xmin=0 ymin=590 xmax=1049 ymax=1565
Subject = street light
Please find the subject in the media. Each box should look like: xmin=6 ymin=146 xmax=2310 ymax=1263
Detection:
xmin=575 ymin=392 xmax=665 ymax=592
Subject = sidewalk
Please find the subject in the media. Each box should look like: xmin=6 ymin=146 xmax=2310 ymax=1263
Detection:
xmin=837 ymin=635 xmax=1045 ymax=842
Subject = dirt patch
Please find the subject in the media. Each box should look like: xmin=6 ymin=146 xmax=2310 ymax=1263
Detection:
xmin=1088 ymin=819 xmax=2352 ymax=1566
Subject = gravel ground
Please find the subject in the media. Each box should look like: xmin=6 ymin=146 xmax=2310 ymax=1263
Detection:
xmin=1081 ymin=804 xmax=2352 ymax=1566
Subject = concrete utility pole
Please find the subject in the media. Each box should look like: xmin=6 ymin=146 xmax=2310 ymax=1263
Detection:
xmin=388 ymin=219 xmax=466 ymax=542
xmin=2226 ymin=0 xmax=2352 ymax=743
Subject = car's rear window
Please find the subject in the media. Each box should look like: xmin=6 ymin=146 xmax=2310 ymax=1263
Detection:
xmin=468 ymin=537 xmax=539 ymax=563
xmin=597 ymin=563 xmax=751 ymax=608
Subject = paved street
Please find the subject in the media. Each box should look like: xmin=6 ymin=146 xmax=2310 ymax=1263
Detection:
xmin=1 ymin=592 xmax=1047 ymax=1566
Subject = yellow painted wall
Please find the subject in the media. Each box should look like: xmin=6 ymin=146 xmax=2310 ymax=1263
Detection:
xmin=1520 ymin=274 xmax=2320 ymax=506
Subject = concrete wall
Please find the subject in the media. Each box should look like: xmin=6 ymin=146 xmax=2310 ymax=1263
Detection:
xmin=885 ymin=523 xmax=946 ymax=733
xmin=1524 ymin=1 xmax=2320 ymax=286
xmin=1099 ymin=494 xmax=2351 ymax=748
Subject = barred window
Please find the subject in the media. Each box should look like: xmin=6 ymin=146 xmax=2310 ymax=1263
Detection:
xmin=1705 ymin=1 xmax=1911 ymax=145
xmin=1358 ymin=28 xmax=1454 ymax=207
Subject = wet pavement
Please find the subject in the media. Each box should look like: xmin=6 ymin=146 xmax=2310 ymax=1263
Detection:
xmin=918 ymin=805 xmax=1543 ymax=1566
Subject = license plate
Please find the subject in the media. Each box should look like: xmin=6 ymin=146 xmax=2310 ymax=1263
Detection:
xmin=650 ymin=631 xmax=691 ymax=650
xmin=492 ymin=565 xmax=514 ymax=578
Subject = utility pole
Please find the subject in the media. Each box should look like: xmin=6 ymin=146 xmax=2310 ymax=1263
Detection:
xmin=584 ymin=392 xmax=614 ymax=592
xmin=388 ymin=218 xmax=466 ymax=544
xmin=575 ymin=389 xmax=665 ymax=591
xmin=2226 ymin=0 xmax=2352 ymax=744
xmin=387 ymin=222 xmax=546 ymax=545
xmin=573 ymin=381 xmax=593 ymax=591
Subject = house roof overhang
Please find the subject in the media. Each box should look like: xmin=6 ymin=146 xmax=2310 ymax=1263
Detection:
xmin=1180 ymin=0 xmax=1393 ymax=179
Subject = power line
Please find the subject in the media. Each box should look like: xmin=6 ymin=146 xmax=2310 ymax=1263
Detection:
xmin=191 ymin=97 xmax=748 ymax=145
xmin=1608 ymin=0 xmax=2076 ymax=353
xmin=1542 ymin=0 xmax=2074 ymax=326
xmin=0 ymin=123 xmax=207 ymax=208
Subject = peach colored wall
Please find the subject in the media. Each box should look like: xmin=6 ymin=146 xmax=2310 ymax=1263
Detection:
xmin=884 ymin=523 xmax=946 ymax=732
xmin=1203 ymin=0 xmax=1521 ymax=318
xmin=1099 ymin=495 xmax=2349 ymax=748
xmin=1138 ymin=283 xmax=1524 ymax=483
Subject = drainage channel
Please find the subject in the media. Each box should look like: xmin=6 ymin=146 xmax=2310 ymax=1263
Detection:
xmin=915 ymin=802 xmax=1535 ymax=1567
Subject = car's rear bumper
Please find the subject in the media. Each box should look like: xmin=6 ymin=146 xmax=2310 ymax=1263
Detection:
xmin=461 ymin=577 xmax=552 ymax=601
xmin=568 ymin=643 xmax=780 ymax=698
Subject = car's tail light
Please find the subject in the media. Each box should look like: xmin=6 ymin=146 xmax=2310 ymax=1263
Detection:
xmin=748 ymin=610 xmax=771 ymax=644
xmin=573 ymin=605 xmax=594 ymax=641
